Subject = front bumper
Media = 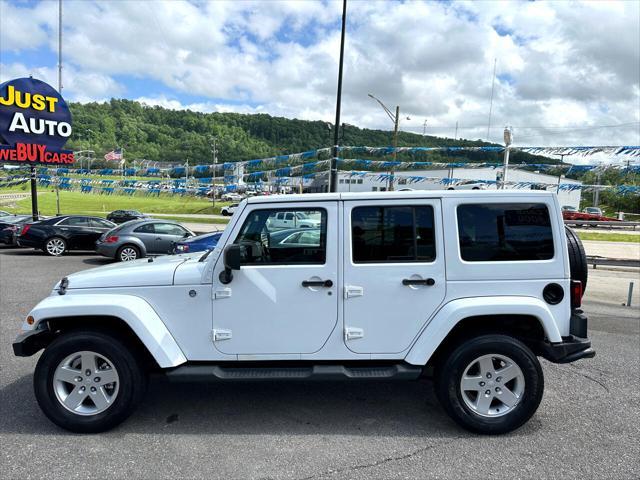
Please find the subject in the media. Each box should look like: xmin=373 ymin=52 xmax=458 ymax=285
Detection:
xmin=539 ymin=310 xmax=595 ymax=363
xmin=13 ymin=328 xmax=54 ymax=357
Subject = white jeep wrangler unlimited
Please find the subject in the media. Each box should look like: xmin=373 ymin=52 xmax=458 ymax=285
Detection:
xmin=13 ymin=191 xmax=594 ymax=434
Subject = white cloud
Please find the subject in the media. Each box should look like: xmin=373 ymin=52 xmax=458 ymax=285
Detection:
xmin=1 ymin=0 xmax=638 ymax=160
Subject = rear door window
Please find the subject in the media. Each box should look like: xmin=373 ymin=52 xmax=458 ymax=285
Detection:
xmin=457 ymin=203 xmax=554 ymax=261
xmin=351 ymin=206 xmax=436 ymax=263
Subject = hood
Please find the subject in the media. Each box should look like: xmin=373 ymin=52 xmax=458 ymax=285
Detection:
xmin=64 ymin=255 xmax=187 ymax=289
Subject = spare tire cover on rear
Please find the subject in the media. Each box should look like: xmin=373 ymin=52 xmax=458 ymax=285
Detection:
xmin=565 ymin=226 xmax=588 ymax=295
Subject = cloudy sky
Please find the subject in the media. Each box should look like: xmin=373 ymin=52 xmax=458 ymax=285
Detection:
xmin=1 ymin=0 xmax=638 ymax=156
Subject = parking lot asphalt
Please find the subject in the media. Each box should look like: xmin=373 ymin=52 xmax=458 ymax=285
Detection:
xmin=1 ymin=247 xmax=639 ymax=480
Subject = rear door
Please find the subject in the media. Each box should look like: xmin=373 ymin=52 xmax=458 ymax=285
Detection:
xmin=56 ymin=217 xmax=92 ymax=249
xmin=342 ymin=199 xmax=446 ymax=354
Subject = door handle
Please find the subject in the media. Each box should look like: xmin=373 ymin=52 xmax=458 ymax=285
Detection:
xmin=155 ymin=237 xmax=162 ymax=240
xmin=302 ymin=279 xmax=333 ymax=288
xmin=402 ymin=278 xmax=435 ymax=286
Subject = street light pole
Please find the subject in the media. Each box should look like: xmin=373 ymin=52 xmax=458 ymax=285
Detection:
xmin=368 ymin=93 xmax=403 ymax=191
xmin=330 ymin=0 xmax=347 ymax=193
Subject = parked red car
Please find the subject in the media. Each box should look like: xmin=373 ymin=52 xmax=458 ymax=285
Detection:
xmin=562 ymin=206 xmax=619 ymax=222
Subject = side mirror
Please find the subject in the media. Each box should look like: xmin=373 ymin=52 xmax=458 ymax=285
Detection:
xmin=219 ymin=244 xmax=242 ymax=284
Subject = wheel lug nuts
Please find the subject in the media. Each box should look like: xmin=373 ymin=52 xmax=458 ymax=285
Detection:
xmin=90 ymin=387 xmax=96 ymax=393
xmin=85 ymin=370 xmax=91 ymax=376
xmin=94 ymin=377 xmax=101 ymax=383
xmin=484 ymin=389 xmax=491 ymax=395
xmin=79 ymin=386 xmax=85 ymax=392
xmin=495 ymin=387 xmax=501 ymax=393
xmin=496 ymin=377 xmax=502 ymax=382
xmin=75 ymin=376 xmax=82 ymax=382
xmin=479 ymin=381 xmax=486 ymax=387
xmin=486 ymin=373 xmax=492 ymax=379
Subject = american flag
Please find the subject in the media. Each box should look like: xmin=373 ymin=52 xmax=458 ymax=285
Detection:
xmin=104 ymin=148 xmax=123 ymax=161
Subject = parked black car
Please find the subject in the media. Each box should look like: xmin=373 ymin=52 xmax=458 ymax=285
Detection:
xmin=106 ymin=210 xmax=148 ymax=224
xmin=0 ymin=215 xmax=40 ymax=246
xmin=17 ymin=215 xmax=116 ymax=256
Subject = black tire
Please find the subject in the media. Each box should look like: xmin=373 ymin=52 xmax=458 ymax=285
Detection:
xmin=43 ymin=236 xmax=66 ymax=256
xmin=34 ymin=330 xmax=146 ymax=433
xmin=222 ymin=211 xmax=229 ymax=216
xmin=565 ymin=226 xmax=588 ymax=294
xmin=116 ymin=244 xmax=140 ymax=262
xmin=435 ymin=334 xmax=544 ymax=435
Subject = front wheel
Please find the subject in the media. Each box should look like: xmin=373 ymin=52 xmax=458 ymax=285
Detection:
xmin=34 ymin=330 xmax=147 ymax=433
xmin=435 ymin=334 xmax=544 ymax=434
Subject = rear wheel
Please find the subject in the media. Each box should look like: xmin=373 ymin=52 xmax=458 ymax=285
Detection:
xmin=44 ymin=237 xmax=66 ymax=256
xmin=435 ymin=334 xmax=544 ymax=434
xmin=34 ymin=330 xmax=146 ymax=433
xmin=117 ymin=245 xmax=140 ymax=262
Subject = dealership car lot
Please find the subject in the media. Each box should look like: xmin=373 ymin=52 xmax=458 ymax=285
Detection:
xmin=0 ymin=249 xmax=638 ymax=479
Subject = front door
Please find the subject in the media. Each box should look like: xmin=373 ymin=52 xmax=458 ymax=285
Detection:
xmin=342 ymin=199 xmax=446 ymax=354
xmin=212 ymin=203 xmax=337 ymax=355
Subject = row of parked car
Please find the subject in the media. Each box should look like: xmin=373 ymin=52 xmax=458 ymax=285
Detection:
xmin=0 ymin=210 xmax=223 ymax=261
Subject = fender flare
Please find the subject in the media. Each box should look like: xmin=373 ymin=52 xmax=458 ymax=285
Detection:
xmin=119 ymin=238 xmax=147 ymax=257
xmin=404 ymin=296 xmax=562 ymax=366
xmin=23 ymin=294 xmax=186 ymax=368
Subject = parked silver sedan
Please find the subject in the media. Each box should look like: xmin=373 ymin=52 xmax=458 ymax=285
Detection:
xmin=95 ymin=219 xmax=195 ymax=261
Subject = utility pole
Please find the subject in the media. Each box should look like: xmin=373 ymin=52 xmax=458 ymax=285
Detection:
xmin=391 ymin=105 xmax=399 ymax=191
xmin=501 ymin=126 xmax=512 ymax=189
xmin=594 ymin=168 xmax=602 ymax=207
xmin=454 ymin=121 xmax=459 ymax=140
xmin=211 ymin=137 xmax=217 ymax=211
xmin=422 ymin=119 xmax=427 ymax=136
xmin=329 ymin=0 xmax=347 ymax=193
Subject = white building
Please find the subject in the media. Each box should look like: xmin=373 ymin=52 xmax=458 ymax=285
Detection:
xmin=308 ymin=167 xmax=583 ymax=208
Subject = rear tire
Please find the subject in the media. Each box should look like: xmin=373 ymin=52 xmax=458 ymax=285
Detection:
xmin=44 ymin=237 xmax=66 ymax=256
xmin=565 ymin=226 xmax=588 ymax=294
xmin=117 ymin=245 xmax=140 ymax=262
xmin=34 ymin=330 xmax=147 ymax=433
xmin=435 ymin=334 xmax=544 ymax=435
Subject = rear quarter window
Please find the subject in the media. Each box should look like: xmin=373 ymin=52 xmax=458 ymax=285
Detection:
xmin=457 ymin=203 xmax=554 ymax=262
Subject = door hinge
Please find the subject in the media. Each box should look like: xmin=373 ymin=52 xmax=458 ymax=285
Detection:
xmin=213 ymin=287 xmax=232 ymax=300
xmin=344 ymin=327 xmax=364 ymax=341
xmin=344 ymin=285 xmax=364 ymax=299
xmin=212 ymin=329 xmax=232 ymax=341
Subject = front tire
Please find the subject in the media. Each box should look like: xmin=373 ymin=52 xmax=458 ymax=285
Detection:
xmin=435 ymin=334 xmax=544 ymax=434
xmin=34 ymin=330 xmax=146 ymax=433
xmin=44 ymin=237 xmax=66 ymax=256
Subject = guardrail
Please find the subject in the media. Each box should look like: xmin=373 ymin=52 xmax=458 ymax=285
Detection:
xmin=587 ymin=256 xmax=640 ymax=268
xmin=564 ymin=220 xmax=640 ymax=230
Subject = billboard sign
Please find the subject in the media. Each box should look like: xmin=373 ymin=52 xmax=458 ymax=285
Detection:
xmin=0 ymin=77 xmax=74 ymax=165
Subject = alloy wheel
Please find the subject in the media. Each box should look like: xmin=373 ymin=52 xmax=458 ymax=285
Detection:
xmin=46 ymin=238 xmax=65 ymax=256
xmin=120 ymin=247 xmax=138 ymax=261
xmin=53 ymin=351 xmax=120 ymax=416
xmin=459 ymin=353 xmax=525 ymax=418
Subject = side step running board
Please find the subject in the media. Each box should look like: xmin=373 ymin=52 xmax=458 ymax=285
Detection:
xmin=165 ymin=364 xmax=423 ymax=382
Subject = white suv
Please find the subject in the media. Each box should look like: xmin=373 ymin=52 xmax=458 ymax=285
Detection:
xmin=13 ymin=191 xmax=594 ymax=434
